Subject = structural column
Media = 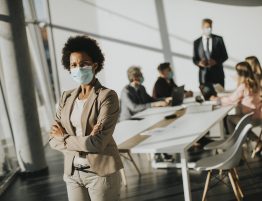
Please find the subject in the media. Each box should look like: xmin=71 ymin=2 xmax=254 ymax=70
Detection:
xmin=0 ymin=0 xmax=47 ymax=173
xmin=155 ymin=0 xmax=175 ymax=69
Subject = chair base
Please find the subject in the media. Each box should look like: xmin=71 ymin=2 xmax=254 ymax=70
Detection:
xmin=251 ymin=129 xmax=262 ymax=158
xmin=202 ymin=169 xmax=244 ymax=201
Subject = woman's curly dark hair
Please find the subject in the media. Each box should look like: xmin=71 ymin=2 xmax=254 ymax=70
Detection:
xmin=62 ymin=35 xmax=105 ymax=73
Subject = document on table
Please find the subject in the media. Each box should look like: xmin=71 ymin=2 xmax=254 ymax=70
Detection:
xmin=132 ymin=105 xmax=185 ymax=118
xmin=186 ymin=101 xmax=217 ymax=113
xmin=140 ymin=127 xmax=166 ymax=136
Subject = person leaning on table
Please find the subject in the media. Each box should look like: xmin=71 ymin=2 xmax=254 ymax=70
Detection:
xmin=152 ymin=62 xmax=193 ymax=99
xmin=210 ymin=62 xmax=262 ymax=132
xmin=119 ymin=66 xmax=170 ymax=121
xmin=49 ymin=35 xmax=123 ymax=201
xmin=210 ymin=62 xmax=262 ymax=155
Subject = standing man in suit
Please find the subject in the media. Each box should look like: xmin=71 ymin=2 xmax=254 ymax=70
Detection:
xmin=193 ymin=18 xmax=228 ymax=87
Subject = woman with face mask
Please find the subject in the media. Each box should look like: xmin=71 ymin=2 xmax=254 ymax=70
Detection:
xmin=119 ymin=66 xmax=169 ymax=121
xmin=49 ymin=35 xmax=123 ymax=201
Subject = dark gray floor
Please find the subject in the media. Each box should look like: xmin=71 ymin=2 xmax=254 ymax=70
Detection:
xmin=1 ymin=145 xmax=262 ymax=201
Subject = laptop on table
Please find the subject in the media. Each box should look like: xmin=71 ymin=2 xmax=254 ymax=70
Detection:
xmin=171 ymin=85 xmax=185 ymax=106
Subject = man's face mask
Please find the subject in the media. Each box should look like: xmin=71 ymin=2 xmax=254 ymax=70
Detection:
xmin=203 ymin=27 xmax=212 ymax=37
xmin=140 ymin=76 xmax=144 ymax=84
xmin=168 ymin=71 xmax=174 ymax=79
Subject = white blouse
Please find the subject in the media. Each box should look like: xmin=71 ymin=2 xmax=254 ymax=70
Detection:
xmin=70 ymin=97 xmax=89 ymax=166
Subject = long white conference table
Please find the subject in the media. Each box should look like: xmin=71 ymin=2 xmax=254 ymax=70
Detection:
xmin=113 ymin=103 xmax=233 ymax=201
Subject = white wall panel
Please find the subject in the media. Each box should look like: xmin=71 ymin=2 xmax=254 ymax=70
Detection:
xmin=49 ymin=0 xmax=262 ymax=94
xmin=165 ymin=0 xmax=262 ymax=90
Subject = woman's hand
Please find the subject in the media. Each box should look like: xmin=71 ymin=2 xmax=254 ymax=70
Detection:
xmin=164 ymin=97 xmax=172 ymax=105
xmin=209 ymin=95 xmax=218 ymax=101
xmin=208 ymin=59 xmax=217 ymax=67
xmin=151 ymin=100 xmax=168 ymax=107
xmin=50 ymin=121 xmax=66 ymax=138
xmin=209 ymin=95 xmax=221 ymax=105
xmin=91 ymin=122 xmax=103 ymax=136
xmin=198 ymin=59 xmax=207 ymax=68
xmin=185 ymin=91 xmax=193 ymax=98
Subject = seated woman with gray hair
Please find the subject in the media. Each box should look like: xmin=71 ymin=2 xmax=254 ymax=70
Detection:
xmin=119 ymin=66 xmax=169 ymax=121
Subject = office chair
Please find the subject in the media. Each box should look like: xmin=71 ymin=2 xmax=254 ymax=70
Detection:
xmin=194 ymin=112 xmax=254 ymax=201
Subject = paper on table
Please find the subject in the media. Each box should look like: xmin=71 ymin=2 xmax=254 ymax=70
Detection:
xmin=185 ymin=101 xmax=217 ymax=113
xmin=132 ymin=105 xmax=185 ymax=118
xmin=140 ymin=127 xmax=166 ymax=136
xmin=186 ymin=101 xmax=216 ymax=107
xmin=183 ymin=97 xmax=195 ymax=104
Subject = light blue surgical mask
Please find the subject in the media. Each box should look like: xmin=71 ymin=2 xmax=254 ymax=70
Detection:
xmin=168 ymin=71 xmax=174 ymax=79
xmin=70 ymin=66 xmax=94 ymax=84
xmin=140 ymin=76 xmax=144 ymax=84
xmin=203 ymin=27 xmax=212 ymax=37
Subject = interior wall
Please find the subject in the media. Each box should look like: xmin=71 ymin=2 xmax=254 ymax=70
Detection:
xmin=49 ymin=0 xmax=262 ymax=95
xmin=164 ymin=0 xmax=262 ymax=91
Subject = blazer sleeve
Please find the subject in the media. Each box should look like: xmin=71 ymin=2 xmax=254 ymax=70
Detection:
xmin=64 ymin=90 xmax=120 ymax=153
xmin=216 ymin=37 xmax=228 ymax=64
xmin=142 ymin=85 xmax=156 ymax=103
xmin=48 ymin=91 xmax=73 ymax=152
xmin=193 ymin=40 xmax=201 ymax=67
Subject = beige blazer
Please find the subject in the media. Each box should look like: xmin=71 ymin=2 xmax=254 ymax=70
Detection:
xmin=49 ymin=79 xmax=123 ymax=176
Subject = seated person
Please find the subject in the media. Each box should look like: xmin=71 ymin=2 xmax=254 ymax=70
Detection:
xmin=119 ymin=66 xmax=169 ymax=121
xmin=152 ymin=62 xmax=193 ymax=99
xmin=211 ymin=62 xmax=262 ymax=152
xmin=245 ymin=56 xmax=262 ymax=97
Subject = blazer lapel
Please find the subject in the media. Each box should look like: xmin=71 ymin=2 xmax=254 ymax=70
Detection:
xmin=128 ymin=85 xmax=140 ymax=103
xmin=210 ymin=34 xmax=215 ymax=56
xmin=81 ymin=79 xmax=102 ymax=136
xmin=63 ymin=86 xmax=81 ymax=135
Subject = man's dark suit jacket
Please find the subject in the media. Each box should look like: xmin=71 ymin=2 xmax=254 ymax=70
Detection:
xmin=119 ymin=84 xmax=155 ymax=121
xmin=193 ymin=34 xmax=228 ymax=86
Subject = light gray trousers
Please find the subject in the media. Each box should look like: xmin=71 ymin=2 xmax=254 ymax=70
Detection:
xmin=63 ymin=170 xmax=121 ymax=201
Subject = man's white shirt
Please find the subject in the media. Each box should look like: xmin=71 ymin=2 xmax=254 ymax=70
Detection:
xmin=202 ymin=35 xmax=212 ymax=52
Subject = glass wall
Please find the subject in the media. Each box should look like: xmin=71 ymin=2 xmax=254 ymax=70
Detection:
xmin=0 ymin=52 xmax=18 ymax=194
xmin=0 ymin=0 xmax=55 ymax=193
